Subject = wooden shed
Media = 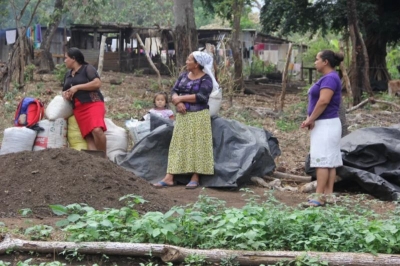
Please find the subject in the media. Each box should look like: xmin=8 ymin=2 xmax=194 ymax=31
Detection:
xmin=69 ymin=23 xmax=173 ymax=74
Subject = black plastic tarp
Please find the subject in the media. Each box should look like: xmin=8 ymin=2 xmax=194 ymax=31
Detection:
xmin=307 ymin=125 xmax=400 ymax=200
xmin=116 ymin=114 xmax=281 ymax=187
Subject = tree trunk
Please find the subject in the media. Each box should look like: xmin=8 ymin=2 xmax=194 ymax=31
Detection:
xmin=231 ymin=0 xmax=244 ymax=92
xmin=173 ymin=0 xmax=198 ymax=69
xmin=347 ymin=0 xmax=373 ymax=106
xmin=365 ymin=35 xmax=391 ymax=81
xmin=0 ymin=36 xmax=33 ymax=92
xmin=1 ymin=0 xmax=41 ymax=91
xmin=279 ymin=43 xmax=292 ymax=112
xmin=2 ymin=235 xmax=400 ymax=266
xmin=36 ymin=0 xmax=63 ymax=72
xmin=339 ymin=100 xmax=349 ymax=136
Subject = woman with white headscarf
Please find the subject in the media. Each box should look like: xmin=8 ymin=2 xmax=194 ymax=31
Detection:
xmin=153 ymin=51 xmax=217 ymax=189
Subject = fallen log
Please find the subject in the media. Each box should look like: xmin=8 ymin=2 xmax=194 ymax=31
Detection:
xmin=346 ymin=98 xmax=400 ymax=113
xmin=272 ymin=171 xmax=312 ymax=182
xmin=1 ymin=235 xmax=400 ymax=265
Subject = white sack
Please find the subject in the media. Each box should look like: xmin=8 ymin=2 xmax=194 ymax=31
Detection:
xmin=0 ymin=127 xmax=37 ymax=155
xmin=33 ymin=118 xmax=68 ymax=151
xmin=209 ymin=88 xmax=222 ymax=116
xmin=45 ymin=95 xmax=73 ymax=120
xmin=104 ymin=118 xmax=128 ymax=161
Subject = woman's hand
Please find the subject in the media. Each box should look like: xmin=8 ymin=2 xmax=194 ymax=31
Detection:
xmin=301 ymin=117 xmax=315 ymax=130
xmin=63 ymin=86 xmax=79 ymax=101
xmin=171 ymin=95 xmax=181 ymax=105
xmin=176 ymin=102 xmax=187 ymax=114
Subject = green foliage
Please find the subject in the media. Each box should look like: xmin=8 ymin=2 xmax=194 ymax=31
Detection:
xmin=50 ymin=191 xmax=400 ymax=255
xmin=24 ymin=64 xmax=35 ymax=82
xmin=276 ymin=101 xmax=307 ymax=132
xmin=19 ymin=208 xmax=33 ymax=217
xmin=220 ymin=255 xmax=240 ymax=266
xmin=0 ymin=259 xmax=66 ymax=266
xmin=387 ymin=46 xmax=400 ymax=79
xmin=24 ymin=225 xmax=53 ymax=240
xmin=53 ymin=64 xmax=67 ymax=85
xmin=59 ymin=248 xmax=85 ymax=263
xmin=132 ymin=100 xmax=153 ymax=110
xmin=246 ymin=55 xmax=276 ymax=77
xmin=300 ymin=37 xmax=342 ymax=68
xmin=184 ymin=253 xmax=208 ymax=266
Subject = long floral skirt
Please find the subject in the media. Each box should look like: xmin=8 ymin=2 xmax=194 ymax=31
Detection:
xmin=167 ymin=109 xmax=214 ymax=175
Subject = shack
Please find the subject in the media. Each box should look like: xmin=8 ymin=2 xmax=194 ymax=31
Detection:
xmin=68 ymin=23 xmax=173 ymax=74
xmin=0 ymin=26 xmax=68 ymax=64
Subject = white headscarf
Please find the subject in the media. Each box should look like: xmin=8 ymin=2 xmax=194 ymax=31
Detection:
xmin=192 ymin=51 xmax=219 ymax=91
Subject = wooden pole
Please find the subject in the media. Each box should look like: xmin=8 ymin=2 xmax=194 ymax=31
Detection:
xmin=279 ymin=42 xmax=293 ymax=112
xmin=97 ymin=35 xmax=107 ymax=77
xmin=136 ymin=33 xmax=162 ymax=89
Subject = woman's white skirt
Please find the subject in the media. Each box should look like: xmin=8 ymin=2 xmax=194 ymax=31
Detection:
xmin=310 ymin=117 xmax=343 ymax=168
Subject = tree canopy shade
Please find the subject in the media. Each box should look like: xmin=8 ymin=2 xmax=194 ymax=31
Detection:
xmin=260 ymin=0 xmax=400 ymax=81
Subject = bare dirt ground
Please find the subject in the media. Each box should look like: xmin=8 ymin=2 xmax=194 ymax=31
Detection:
xmin=0 ymin=71 xmax=399 ymax=264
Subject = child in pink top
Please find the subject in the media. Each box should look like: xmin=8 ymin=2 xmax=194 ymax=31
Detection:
xmin=149 ymin=92 xmax=175 ymax=120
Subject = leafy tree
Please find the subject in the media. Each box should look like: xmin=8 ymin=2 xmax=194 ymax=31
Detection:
xmin=200 ymin=0 xmax=256 ymax=91
xmin=260 ymin=0 xmax=400 ymax=82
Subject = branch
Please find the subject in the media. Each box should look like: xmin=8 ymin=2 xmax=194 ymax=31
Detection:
xmin=374 ymin=99 xmax=400 ymax=110
xmin=346 ymin=98 xmax=369 ymax=113
xmin=272 ymin=171 xmax=311 ymax=183
xmin=346 ymin=98 xmax=400 ymax=113
xmin=1 ymin=235 xmax=400 ymax=265
xmin=135 ymin=33 xmax=162 ymax=89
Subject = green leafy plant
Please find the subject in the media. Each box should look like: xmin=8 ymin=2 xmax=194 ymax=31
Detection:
xmin=59 ymin=248 xmax=85 ymax=263
xmin=53 ymin=63 xmax=68 ymax=85
xmin=132 ymin=100 xmax=153 ymax=110
xmin=134 ymin=68 xmax=144 ymax=77
xmin=47 ymin=191 xmax=400 ymax=255
xmin=184 ymin=253 xmax=208 ymax=266
xmin=220 ymin=255 xmax=240 ymax=266
xmin=24 ymin=225 xmax=53 ymax=240
xmin=24 ymin=64 xmax=36 ymax=82
xmin=19 ymin=208 xmax=33 ymax=217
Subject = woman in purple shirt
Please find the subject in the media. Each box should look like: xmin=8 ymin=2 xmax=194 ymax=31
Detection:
xmin=301 ymin=50 xmax=344 ymax=207
xmin=153 ymin=51 xmax=216 ymax=189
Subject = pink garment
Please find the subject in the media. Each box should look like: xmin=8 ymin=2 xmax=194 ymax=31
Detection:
xmin=149 ymin=108 xmax=174 ymax=119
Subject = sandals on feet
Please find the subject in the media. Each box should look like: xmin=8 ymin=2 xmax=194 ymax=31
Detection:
xmin=185 ymin=181 xmax=199 ymax=189
xmin=302 ymin=199 xmax=325 ymax=207
xmin=152 ymin=181 xmax=173 ymax=188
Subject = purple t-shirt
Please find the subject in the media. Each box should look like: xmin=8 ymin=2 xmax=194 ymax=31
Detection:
xmin=307 ymin=71 xmax=341 ymax=120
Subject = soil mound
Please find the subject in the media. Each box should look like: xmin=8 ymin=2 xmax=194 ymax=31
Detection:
xmin=0 ymin=148 xmax=174 ymax=217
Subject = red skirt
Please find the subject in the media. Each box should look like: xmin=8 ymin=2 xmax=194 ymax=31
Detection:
xmin=74 ymin=99 xmax=107 ymax=138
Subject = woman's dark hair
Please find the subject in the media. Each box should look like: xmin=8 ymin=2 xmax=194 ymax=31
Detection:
xmin=192 ymin=56 xmax=205 ymax=70
xmin=319 ymin=50 xmax=344 ymax=68
xmin=153 ymin=92 xmax=169 ymax=108
xmin=67 ymin=47 xmax=88 ymax=65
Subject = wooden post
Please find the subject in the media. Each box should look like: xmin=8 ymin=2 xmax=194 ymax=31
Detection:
xmin=279 ymin=42 xmax=292 ymax=112
xmin=93 ymin=29 xmax=98 ymax=50
xmin=339 ymin=41 xmax=352 ymax=101
xmin=299 ymin=43 xmax=304 ymax=81
xmin=97 ymin=35 xmax=107 ymax=77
